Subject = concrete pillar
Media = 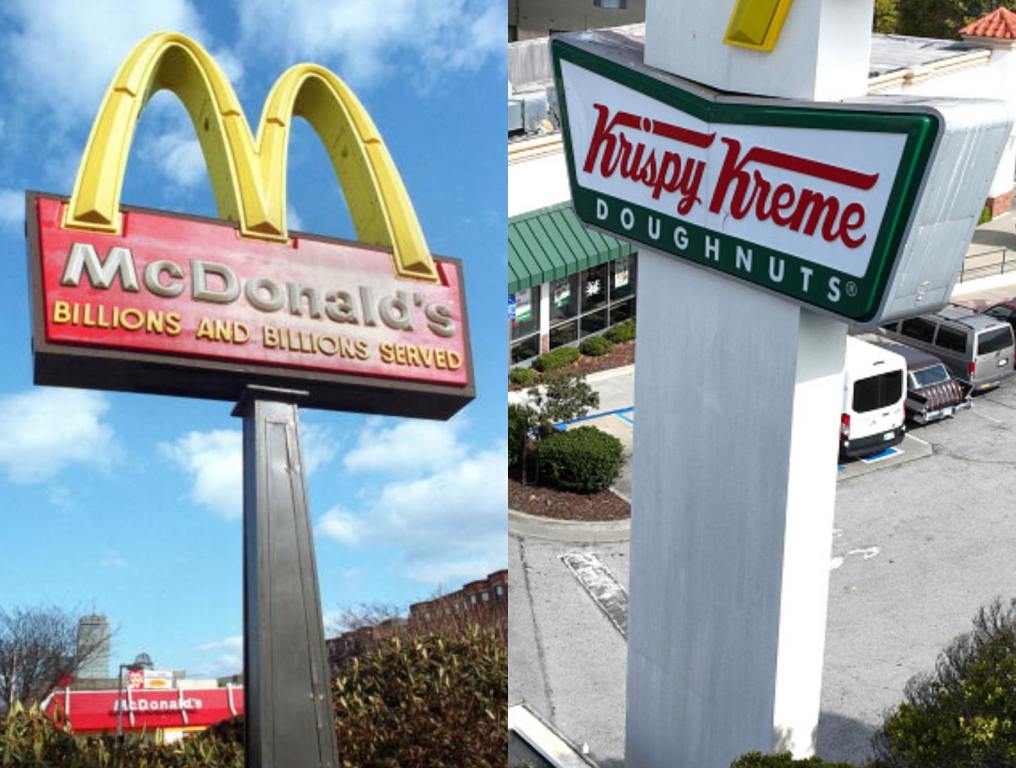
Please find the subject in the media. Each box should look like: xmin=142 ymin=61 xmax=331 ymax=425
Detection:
xmin=626 ymin=250 xmax=845 ymax=766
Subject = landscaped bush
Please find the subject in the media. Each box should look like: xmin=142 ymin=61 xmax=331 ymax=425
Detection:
xmin=509 ymin=366 xmax=537 ymax=387
xmin=870 ymin=597 xmax=1016 ymax=768
xmin=509 ymin=404 xmax=532 ymax=470
xmin=606 ymin=319 xmax=636 ymax=344
xmin=579 ymin=335 xmax=614 ymax=357
xmin=731 ymin=752 xmax=853 ymax=767
xmin=538 ymin=425 xmax=623 ymax=493
xmin=334 ymin=625 xmax=507 ymax=767
xmin=533 ymin=346 xmax=580 ymax=373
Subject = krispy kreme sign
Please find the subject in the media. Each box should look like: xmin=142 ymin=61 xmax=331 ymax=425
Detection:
xmin=27 ymin=33 xmax=473 ymax=419
xmin=553 ymin=34 xmax=1012 ymax=325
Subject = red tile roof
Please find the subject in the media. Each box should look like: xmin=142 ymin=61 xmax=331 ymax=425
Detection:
xmin=961 ymin=7 xmax=1016 ymax=39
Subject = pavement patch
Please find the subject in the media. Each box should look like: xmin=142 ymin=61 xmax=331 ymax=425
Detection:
xmin=559 ymin=552 xmax=629 ymax=639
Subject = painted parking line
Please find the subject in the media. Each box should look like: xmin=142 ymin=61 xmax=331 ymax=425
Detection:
xmin=555 ymin=406 xmax=635 ymax=429
xmin=860 ymin=446 xmax=902 ymax=464
xmin=559 ymin=552 xmax=629 ymax=639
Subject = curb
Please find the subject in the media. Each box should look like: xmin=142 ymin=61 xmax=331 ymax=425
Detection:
xmin=509 ymin=508 xmax=631 ymax=543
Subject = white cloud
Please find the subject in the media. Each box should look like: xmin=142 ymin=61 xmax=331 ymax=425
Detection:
xmin=1 ymin=0 xmax=210 ymax=125
xmin=287 ymin=204 xmax=304 ymax=232
xmin=147 ymin=131 xmax=207 ymax=188
xmin=100 ymin=550 xmax=127 ymax=569
xmin=318 ymin=441 xmax=507 ymax=586
xmin=0 ymin=189 xmax=23 ymax=230
xmin=195 ymin=635 xmax=243 ymax=677
xmin=0 ymin=389 xmax=118 ymax=483
xmin=343 ymin=418 xmax=466 ymax=474
xmin=318 ymin=506 xmax=362 ymax=545
xmin=237 ymin=0 xmax=503 ymax=88
xmin=161 ymin=429 xmax=242 ymax=519
xmin=161 ymin=423 xmax=336 ymax=519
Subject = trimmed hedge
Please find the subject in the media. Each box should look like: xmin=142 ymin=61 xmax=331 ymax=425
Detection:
xmin=579 ymin=335 xmax=614 ymax=357
xmin=871 ymin=597 xmax=1016 ymax=768
xmin=606 ymin=319 xmax=636 ymax=344
xmin=509 ymin=367 xmax=537 ymax=387
xmin=538 ymin=425 xmax=623 ymax=493
xmin=533 ymin=346 xmax=580 ymax=373
xmin=732 ymin=753 xmax=853 ymax=767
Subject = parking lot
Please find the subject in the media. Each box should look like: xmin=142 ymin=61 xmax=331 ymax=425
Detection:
xmin=510 ymin=361 xmax=1016 ymax=766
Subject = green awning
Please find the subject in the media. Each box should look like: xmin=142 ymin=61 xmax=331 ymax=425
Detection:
xmin=508 ymin=202 xmax=633 ymax=294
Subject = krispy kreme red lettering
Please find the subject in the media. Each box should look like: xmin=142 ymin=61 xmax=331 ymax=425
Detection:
xmin=708 ymin=138 xmax=877 ymax=248
xmin=581 ymin=105 xmax=879 ymax=249
xmin=583 ymin=104 xmax=714 ymax=216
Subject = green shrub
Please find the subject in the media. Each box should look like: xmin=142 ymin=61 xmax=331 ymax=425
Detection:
xmin=606 ymin=319 xmax=636 ymax=344
xmin=871 ymin=598 xmax=1016 ymax=768
xmin=579 ymin=335 xmax=614 ymax=357
xmin=538 ymin=425 xmax=623 ymax=493
xmin=509 ymin=404 xmax=532 ymax=470
xmin=532 ymin=373 xmax=599 ymax=436
xmin=979 ymin=203 xmax=993 ymax=225
xmin=509 ymin=367 xmax=537 ymax=387
xmin=334 ymin=626 xmax=507 ymax=767
xmin=731 ymin=753 xmax=853 ymax=767
xmin=533 ymin=346 xmax=579 ymax=373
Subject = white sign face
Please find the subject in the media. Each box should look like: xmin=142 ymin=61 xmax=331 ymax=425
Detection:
xmin=561 ymin=60 xmax=907 ymax=280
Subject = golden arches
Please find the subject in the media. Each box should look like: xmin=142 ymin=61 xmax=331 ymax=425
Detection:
xmin=63 ymin=32 xmax=438 ymax=282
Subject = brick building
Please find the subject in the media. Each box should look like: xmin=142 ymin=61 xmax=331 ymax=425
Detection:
xmin=326 ymin=570 xmax=508 ymax=672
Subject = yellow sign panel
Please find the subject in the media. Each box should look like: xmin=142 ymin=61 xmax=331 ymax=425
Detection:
xmin=724 ymin=0 xmax=794 ymax=52
xmin=64 ymin=32 xmax=438 ymax=282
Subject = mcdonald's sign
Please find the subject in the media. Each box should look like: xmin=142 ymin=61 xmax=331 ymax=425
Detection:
xmin=27 ymin=33 xmax=473 ymax=419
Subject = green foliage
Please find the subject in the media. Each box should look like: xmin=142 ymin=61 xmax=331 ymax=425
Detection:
xmin=508 ymin=404 xmax=533 ymax=470
xmin=979 ymin=204 xmax=993 ymax=225
xmin=532 ymin=373 xmax=599 ymax=435
xmin=333 ymin=626 xmax=507 ymax=768
xmin=872 ymin=598 xmax=1016 ymax=767
xmin=579 ymin=335 xmax=614 ymax=357
xmin=896 ymin=0 xmax=1016 ymax=39
xmin=509 ymin=367 xmax=537 ymax=387
xmin=605 ymin=319 xmax=636 ymax=344
xmin=873 ymin=0 xmax=900 ymax=33
xmin=538 ymin=425 xmax=623 ymax=493
xmin=731 ymin=753 xmax=853 ymax=767
xmin=533 ymin=346 xmax=580 ymax=373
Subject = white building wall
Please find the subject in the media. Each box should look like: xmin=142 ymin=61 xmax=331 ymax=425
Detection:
xmin=508 ymin=147 xmax=571 ymax=217
xmin=874 ymin=44 xmax=1016 ymax=198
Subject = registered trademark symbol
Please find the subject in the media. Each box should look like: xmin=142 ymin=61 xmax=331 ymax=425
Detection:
xmin=846 ymin=281 xmax=858 ymax=297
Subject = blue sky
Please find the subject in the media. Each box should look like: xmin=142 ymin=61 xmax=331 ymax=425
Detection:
xmin=0 ymin=0 xmax=505 ymax=678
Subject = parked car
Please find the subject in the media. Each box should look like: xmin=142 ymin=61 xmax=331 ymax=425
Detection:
xmin=880 ymin=304 xmax=1015 ymax=392
xmin=840 ymin=336 xmax=906 ymax=459
xmin=864 ymin=336 xmax=972 ymax=424
xmin=982 ymin=298 xmax=1016 ymax=333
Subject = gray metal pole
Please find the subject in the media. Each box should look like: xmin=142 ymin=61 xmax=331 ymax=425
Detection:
xmin=234 ymin=386 xmax=340 ymax=768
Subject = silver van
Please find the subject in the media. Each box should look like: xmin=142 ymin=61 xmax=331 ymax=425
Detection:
xmin=880 ymin=304 xmax=1015 ymax=392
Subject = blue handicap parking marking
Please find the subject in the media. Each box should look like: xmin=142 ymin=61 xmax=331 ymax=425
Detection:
xmin=860 ymin=446 xmax=902 ymax=464
xmin=615 ymin=408 xmax=634 ymax=425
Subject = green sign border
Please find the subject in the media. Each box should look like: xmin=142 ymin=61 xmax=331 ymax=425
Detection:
xmin=551 ymin=38 xmax=940 ymax=323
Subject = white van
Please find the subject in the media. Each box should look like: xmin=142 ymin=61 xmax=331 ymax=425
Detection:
xmin=841 ymin=337 xmax=907 ymax=459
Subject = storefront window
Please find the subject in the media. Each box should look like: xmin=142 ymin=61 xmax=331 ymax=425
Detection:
xmin=510 ymin=287 xmax=539 ymax=341
xmin=580 ymin=263 xmax=608 ymax=313
xmin=610 ymin=297 xmax=635 ymax=326
xmin=549 ymin=275 xmax=579 ymax=323
xmin=549 ymin=320 xmax=578 ymax=349
xmin=580 ymin=309 xmax=608 ymax=336
xmin=611 ymin=256 xmax=635 ymax=301
xmin=509 ymin=286 xmax=541 ymax=364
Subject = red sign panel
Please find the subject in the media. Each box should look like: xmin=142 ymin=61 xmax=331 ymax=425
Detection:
xmin=28 ymin=194 xmax=474 ymax=418
xmin=44 ymin=686 xmax=243 ymax=733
